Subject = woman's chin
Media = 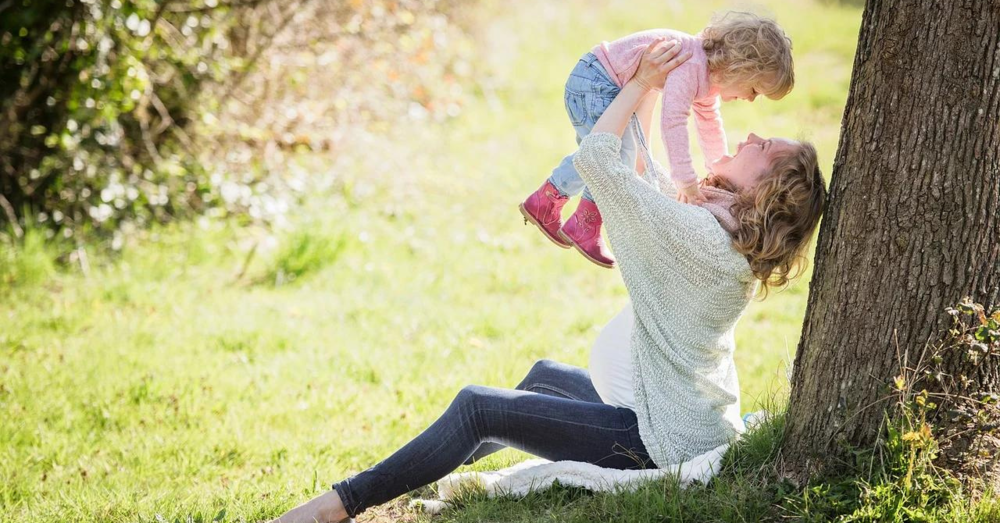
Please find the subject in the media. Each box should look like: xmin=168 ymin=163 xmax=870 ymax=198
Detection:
xmin=711 ymin=155 xmax=733 ymax=168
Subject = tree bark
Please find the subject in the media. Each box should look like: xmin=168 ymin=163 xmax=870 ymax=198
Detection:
xmin=782 ymin=0 xmax=1000 ymax=484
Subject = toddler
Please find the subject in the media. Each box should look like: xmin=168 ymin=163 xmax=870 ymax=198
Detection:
xmin=519 ymin=12 xmax=794 ymax=268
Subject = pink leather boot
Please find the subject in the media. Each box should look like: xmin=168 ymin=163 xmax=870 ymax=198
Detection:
xmin=519 ymin=181 xmax=571 ymax=248
xmin=559 ymin=199 xmax=615 ymax=268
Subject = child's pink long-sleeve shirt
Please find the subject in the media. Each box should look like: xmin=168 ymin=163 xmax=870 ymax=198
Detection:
xmin=592 ymin=29 xmax=726 ymax=189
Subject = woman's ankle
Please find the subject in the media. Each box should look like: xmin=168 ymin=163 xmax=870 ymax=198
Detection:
xmin=321 ymin=489 xmax=350 ymax=522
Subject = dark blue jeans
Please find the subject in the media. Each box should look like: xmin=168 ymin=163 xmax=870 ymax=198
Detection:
xmin=332 ymin=359 xmax=651 ymax=517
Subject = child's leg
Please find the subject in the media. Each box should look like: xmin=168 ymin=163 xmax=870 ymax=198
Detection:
xmin=547 ymin=97 xmax=597 ymax=197
xmin=546 ymin=54 xmax=621 ymax=198
xmin=551 ymin=58 xmax=626 ymax=267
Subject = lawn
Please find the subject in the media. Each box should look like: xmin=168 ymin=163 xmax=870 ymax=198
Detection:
xmin=0 ymin=1 xmax=864 ymax=521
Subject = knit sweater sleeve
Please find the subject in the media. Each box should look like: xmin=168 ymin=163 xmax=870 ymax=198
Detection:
xmin=648 ymin=158 xmax=678 ymax=198
xmin=573 ymin=132 xmax=720 ymax=272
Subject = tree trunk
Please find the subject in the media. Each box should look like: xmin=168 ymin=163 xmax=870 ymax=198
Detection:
xmin=782 ymin=0 xmax=1000 ymax=485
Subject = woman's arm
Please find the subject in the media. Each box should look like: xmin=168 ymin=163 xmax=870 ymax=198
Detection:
xmin=635 ymin=92 xmax=658 ymax=174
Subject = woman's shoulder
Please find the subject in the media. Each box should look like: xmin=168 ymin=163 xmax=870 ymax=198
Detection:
xmin=668 ymin=208 xmax=755 ymax=281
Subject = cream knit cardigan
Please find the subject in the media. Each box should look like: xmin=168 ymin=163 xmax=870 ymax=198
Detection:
xmin=574 ymin=132 xmax=756 ymax=468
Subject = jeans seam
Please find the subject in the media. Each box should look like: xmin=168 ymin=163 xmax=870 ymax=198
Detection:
xmin=346 ymin=392 xmax=496 ymax=509
xmin=564 ymin=90 xmax=587 ymax=126
xmin=332 ymin=480 xmax=359 ymax=518
xmin=338 ymin=396 xmax=642 ymax=515
xmin=474 ymin=406 xmax=635 ymax=433
xmin=581 ymin=53 xmax=614 ymax=83
xmin=377 ymin=401 xmax=633 ymax=491
xmin=590 ymin=93 xmax=616 ymax=121
xmin=619 ymin=413 xmax=644 ymax=465
xmin=523 ymin=383 xmax=584 ymax=401
xmin=470 ymin=405 xmax=644 ymax=470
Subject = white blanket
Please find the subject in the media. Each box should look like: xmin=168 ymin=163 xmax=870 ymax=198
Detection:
xmin=409 ymin=411 xmax=770 ymax=515
xmin=410 ymin=443 xmax=729 ymax=515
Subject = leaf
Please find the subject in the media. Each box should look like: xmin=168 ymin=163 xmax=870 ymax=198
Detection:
xmin=958 ymin=300 xmax=977 ymax=315
xmin=213 ymin=508 xmax=226 ymax=522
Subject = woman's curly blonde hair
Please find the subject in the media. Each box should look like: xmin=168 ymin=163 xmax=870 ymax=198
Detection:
xmin=701 ymin=12 xmax=794 ymax=100
xmin=708 ymin=142 xmax=827 ymax=299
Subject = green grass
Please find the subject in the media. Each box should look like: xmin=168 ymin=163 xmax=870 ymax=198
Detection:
xmin=6 ymin=0 xmax=992 ymax=522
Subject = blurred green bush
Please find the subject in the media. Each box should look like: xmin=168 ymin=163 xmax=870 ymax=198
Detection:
xmin=0 ymin=0 xmax=478 ymax=243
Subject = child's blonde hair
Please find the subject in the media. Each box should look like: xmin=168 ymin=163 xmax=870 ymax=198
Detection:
xmin=702 ymin=12 xmax=794 ymax=100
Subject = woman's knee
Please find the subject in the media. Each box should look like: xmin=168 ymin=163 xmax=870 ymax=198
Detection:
xmin=518 ymin=359 xmax=559 ymax=389
xmin=453 ymin=384 xmax=491 ymax=410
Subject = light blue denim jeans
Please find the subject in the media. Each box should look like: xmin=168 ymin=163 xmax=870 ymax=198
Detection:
xmin=548 ymin=53 xmax=638 ymax=202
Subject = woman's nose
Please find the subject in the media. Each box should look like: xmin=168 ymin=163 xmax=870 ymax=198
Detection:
xmin=748 ymin=132 xmax=762 ymax=143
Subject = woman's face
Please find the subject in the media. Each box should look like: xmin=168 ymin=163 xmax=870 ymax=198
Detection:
xmin=708 ymin=133 xmax=799 ymax=190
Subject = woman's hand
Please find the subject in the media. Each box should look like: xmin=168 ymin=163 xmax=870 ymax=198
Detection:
xmin=590 ymin=39 xmax=690 ymax=138
xmin=632 ymin=38 xmax=691 ymax=92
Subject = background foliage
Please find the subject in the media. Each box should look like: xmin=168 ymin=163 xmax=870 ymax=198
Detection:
xmin=0 ymin=0 xmax=476 ymax=241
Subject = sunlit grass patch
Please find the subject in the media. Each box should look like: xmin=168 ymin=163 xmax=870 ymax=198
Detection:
xmin=259 ymin=229 xmax=350 ymax=286
xmin=0 ymin=228 xmax=59 ymax=289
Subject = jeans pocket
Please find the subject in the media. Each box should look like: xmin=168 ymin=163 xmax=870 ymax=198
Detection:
xmin=617 ymin=408 xmax=647 ymax=460
xmin=589 ymin=94 xmax=615 ymax=125
xmin=564 ymin=90 xmax=587 ymax=127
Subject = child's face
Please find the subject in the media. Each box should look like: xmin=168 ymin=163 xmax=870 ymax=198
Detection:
xmin=709 ymin=133 xmax=799 ymax=190
xmin=718 ymin=83 xmax=759 ymax=103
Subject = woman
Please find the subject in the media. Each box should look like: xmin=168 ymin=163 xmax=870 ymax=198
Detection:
xmin=274 ymin=40 xmax=827 ymax=523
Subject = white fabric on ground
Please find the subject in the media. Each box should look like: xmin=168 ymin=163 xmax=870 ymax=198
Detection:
xmin=410 ymin=443 xmax=729 ymax=515
xmin=409 ymin=411 xmax=770 ymax=515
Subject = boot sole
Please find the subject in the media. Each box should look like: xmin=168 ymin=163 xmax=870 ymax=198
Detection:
xmin=519 ymin=203 xmax=571 ymax=249
xmin=558 ymin=230 xmax=615 ymax=269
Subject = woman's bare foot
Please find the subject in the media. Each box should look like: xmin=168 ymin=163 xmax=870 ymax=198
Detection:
xmin=270 ymin=489 xmax=350 ymax=523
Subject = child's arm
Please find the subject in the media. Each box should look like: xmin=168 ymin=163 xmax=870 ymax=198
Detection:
xmin=659 ymin=67 xmax=706 ymax=203
xmin=692 ymin=97 xmax=728 ymax=172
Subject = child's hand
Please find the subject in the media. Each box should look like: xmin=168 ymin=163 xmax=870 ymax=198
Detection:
xmin=676 ymin=183 xmax=706 ymax=205
xmin=633 ymin=38 xmax=692 ymax=92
